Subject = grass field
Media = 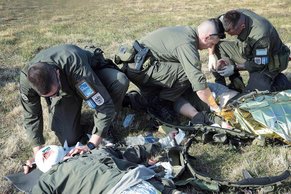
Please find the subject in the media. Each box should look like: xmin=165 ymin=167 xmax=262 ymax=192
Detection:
xmin=0 ymin=0 xmax=290 ymax=193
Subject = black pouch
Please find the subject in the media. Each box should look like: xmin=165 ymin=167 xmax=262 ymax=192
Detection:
xmin=84 ymin=44 xmax=120 ymax=71
xmin=278 ymin=44 xmax=290 ymax=71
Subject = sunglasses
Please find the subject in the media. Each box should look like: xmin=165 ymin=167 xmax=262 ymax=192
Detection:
xmin=209 ymin=33 xmax=226 ymax=39
xmin=209 ymin=18 xmax=226 ymax=39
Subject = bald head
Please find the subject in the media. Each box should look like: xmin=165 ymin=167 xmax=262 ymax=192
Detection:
xmin=197 ymin=19 xmax=217 ymax=36
xmin=197 ymin=18 xmax=224 ymax=50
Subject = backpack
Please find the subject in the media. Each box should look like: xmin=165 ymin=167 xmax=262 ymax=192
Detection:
xmin=84 ymin=44 xmax=120 ymax=71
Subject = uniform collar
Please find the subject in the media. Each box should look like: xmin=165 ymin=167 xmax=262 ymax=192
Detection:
xmin=192 ymin=27 xmax=199 ymax=47
xmin=51 ymin=65 xmax=64 ymax=98
xmin=237 ymin=15 xmax=252 ymax=41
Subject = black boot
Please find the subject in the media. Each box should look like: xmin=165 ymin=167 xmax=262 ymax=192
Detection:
xmin=191 ymin=111 xmax=222 ymax=125
xmin=122 ymin=90 xmax=147 ymax=111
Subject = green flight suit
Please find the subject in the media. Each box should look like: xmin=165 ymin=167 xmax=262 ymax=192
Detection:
xmin=31 ymin=149 xmax=130 ymax=194
xmin=125 ymin=26 xmax=208 ymax=102
xmin=20 ymin=44 xmax=129 ymax=146
xmin=31 ymin=144 xmax=165 ymax=194
xmin=215 ymin=9 xmax=290 ymax=91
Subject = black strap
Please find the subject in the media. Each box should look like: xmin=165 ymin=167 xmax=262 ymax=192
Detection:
xmin=133 ymin=40 xmax=149 ymax=70
xmin=147 ymin=110 xmax=255 ymax=140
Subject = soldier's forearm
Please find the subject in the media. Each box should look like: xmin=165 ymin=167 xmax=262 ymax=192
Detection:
xmin=236 ymin=63 xmax=246 ymax=71
xmin=244 ymin=60 xmax=265 ymax=72
xmin=89 ymin=134 xmax=103 ymax=148
xmin=208 ymin=47 xmax=215 ymax=55
xmin=196 ymin=88 xmax=220 ymax=112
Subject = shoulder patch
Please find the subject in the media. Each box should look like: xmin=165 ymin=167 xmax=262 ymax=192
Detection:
xmin=254 ymin=57 xmax=262 ymax=65
xmin=21 ymin=93 xmax=29 ymax=101
xmin=76 ymin=80 xmax=96 ymax=100
xmin=91 ymin=93 xmax=104 ymax=106
xmin=255 ymin=48 xmax=267 ymax=56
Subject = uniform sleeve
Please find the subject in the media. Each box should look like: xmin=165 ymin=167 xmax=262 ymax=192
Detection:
xmin=174 ymin=43 xmax=208 ymax=91
xmin=244 ymin=37 xmax=270 ymax=73
xmin=31 ymin=176 xmax=53 ymax=194
xmin=67 ymin=56 xmax=115 ymax=137
xmin=20 ymin=71 xmax=45 ymax=146
xmin=122 ymin=143 xmax=162 ymax=165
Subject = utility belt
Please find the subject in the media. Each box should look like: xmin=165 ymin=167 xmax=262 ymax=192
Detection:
xmin=114 ymin=41 xmax=158 ymax=72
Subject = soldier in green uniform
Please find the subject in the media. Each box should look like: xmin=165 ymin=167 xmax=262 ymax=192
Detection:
xmin=20 ymin=44 xmax=129 ymax=173
xmin=118 ymin=19 xmax=226 ymax=125
xmin=208 ymin=9 xmax=291 ymax=92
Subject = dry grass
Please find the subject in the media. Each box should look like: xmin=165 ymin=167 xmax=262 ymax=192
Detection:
xmin=0 ymin=0 xmax=290 ymax=193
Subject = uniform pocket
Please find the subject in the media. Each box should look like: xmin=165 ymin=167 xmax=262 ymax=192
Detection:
xmin=278 ymin=45 xmax=290 ymax=71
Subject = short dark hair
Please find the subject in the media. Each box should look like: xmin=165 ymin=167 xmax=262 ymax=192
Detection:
xmin=223 ymin=10 xmax=241 ymax=32
xmin=27 ymin=62 xmax=56 ymax=95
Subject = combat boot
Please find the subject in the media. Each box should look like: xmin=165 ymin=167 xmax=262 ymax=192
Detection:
xmin=122 ymin=90 xmax=147 ymax=111
xmin=229 ymin=77 xmax=245 ymax=92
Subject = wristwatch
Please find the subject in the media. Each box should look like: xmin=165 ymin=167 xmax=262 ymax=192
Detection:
xmin=86 ymin=142 xmax=96 ymax=150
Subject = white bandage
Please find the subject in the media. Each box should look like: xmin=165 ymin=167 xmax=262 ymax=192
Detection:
xmin=35 ymin=145 xmax=66 ymax=173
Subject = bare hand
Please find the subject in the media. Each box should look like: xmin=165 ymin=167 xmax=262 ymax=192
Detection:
xmin=23 ymin=158 xmax=36 ymax=174
xmin=68 ymin=145 xmax=90 ymax=157
xmin=208 ymin=54 xmax=218 ymax=72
